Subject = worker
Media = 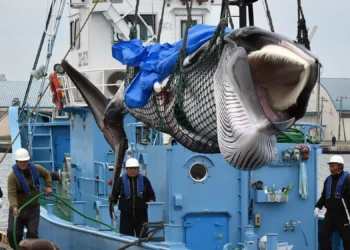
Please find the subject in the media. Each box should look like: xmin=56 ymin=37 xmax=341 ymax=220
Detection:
xmin=112 ymin=158 xmax=155 ymax=237
xmin=315 ymin=155 xmax=350 ymax=250
xmin=7 ymin=148 xmax=52 ymax=249
xmin=332 ymin=135 xmax=337 ymax=146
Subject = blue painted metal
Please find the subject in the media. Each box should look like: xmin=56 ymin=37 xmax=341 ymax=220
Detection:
xmin=266 ymin=234 xmax=278 ymax=250
xmin=39 ymin=208 xmax=168 ymax=250
xmin=9 ymin=101 xmax=348 ymax=250
xmin=8 ymin=105 xmax=22 ymax=163
xmin=47 ymin=204 xmax=55 ymax=215
xmin=147 ymin=202 xmax=164 ymax=238
xmin=251 ymin=142 xmax=320 ymax=250
xmin=72 ymin=201 xmax=86 ymax=225
xmin=185 ymin=213 xmax=229 ymax=249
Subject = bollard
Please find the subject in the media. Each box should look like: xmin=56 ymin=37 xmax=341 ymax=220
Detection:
xmin=266 ymin=233 xmax=278 ymax=250
xmin=243 ymin=225 xmax=258 ymax=250
xmin=47 ymin=204 xmax=54 ymax=215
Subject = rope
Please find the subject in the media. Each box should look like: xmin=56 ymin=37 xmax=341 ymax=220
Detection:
xmin=296 ymin=0 xmax=310 ymax=50
xmin=0 ymin=85 xmax=50 ymax=165
xmin=226 ymin=3 xmax=234 ymax=29
xmin=262 ymin=0 xmax=274 ymax=32
xmin=117 ymin=221 xmax=164 ymax=250
xmin=13 ymin=192 xmax=119 ymax=250
xmin=164 ymin=0 xmax=194 ymax=90
xmin=154 ymin=0 xmax=228 ymax=131
xmin=0 ymin=0 xmax=100 ymax=166
xmin=128 ymin=0 xmax=140 ymax=40
xmin=124 ymin=0 xmax=140 ymax=83
xmin=63 ymin=1 xmax=100 ymax=60
xmin=20 ymin=0 xmax=56 ymax=115
xmin=156 ymin=0 xmax=167 ymax=42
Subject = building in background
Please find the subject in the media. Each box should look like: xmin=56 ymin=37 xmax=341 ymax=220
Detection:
xmin=298 ymin=78 xmax=350 ymax=141
xmin=0 ymin=80 xmax=52 ymax=137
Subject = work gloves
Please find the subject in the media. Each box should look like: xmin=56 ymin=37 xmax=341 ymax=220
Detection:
xmin=314 ymin=207 xmax=319 ymax=219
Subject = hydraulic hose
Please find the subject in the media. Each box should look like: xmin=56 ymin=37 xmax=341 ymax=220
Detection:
xmin=13 ymin=192 xmax=118 ymax=250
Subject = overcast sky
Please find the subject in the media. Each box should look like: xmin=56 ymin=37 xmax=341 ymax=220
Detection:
xmin=0 ymin=0 xmax=348 ymax=81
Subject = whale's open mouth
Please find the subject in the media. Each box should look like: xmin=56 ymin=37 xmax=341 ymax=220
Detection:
xmin=247 ymin=41 xmax=316 ymax=123
xmin=213 ymin=27 xmax=320 ymax=170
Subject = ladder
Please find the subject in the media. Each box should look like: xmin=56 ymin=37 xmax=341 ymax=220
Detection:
xmin=30 ymin=125 xmax=55 ymax=173
xmin=27 ymin=0 xmax=67 ymax=156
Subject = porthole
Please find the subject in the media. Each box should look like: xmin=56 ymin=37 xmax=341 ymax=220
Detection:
xmin=189 ymin=163 xmax=209 ymax=182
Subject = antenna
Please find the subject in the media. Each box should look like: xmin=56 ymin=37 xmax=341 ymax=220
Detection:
xmin=308 ymin=25 xmax=318 ymax=42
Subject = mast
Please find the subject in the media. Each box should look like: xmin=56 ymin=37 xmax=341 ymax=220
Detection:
xmin=228 ymin=0 xmax=259 ymax=28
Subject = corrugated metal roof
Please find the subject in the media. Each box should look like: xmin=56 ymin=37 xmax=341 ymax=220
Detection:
xmin=0 ymin=80 xmax=53 ymax=108
xmin=321 ymin=78 xmax=350 ymax=112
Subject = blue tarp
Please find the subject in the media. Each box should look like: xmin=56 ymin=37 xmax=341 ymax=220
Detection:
xmin=112 ymin=24 xmax=233 ymax=108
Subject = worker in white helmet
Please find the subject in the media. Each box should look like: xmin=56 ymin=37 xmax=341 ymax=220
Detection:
xmin=6 ymin=148 xmax=52 ymax=249
xmin=112 ymin=158 xmax=155 ymax=237
xmin=315 ymin=155 xmax=350 ymax=250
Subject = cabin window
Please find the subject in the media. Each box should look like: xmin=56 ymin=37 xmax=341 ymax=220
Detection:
xmin=113 ymin=14 xmax=156 ymax=42
xmin=180 ymin=20 xmax=197 ymax=38
xmin=189 ymin=163 xmax=209 ymax=182
xmin=175 ymin=15 xmax=203 ymax=40
xmin=70 ymin=18 xmax=80 ymax=49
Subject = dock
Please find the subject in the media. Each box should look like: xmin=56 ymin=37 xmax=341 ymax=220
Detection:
xmin=320 ymin=142 xmax=350 ymax=154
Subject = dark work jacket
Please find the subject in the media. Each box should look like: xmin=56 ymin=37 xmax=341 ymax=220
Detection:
xmin=316 ymin=171 xmax=350 ymax=219
xmin=114 ymin=175 xmax=155 ymax=219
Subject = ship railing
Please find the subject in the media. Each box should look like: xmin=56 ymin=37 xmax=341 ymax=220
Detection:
xmin=127 ymin=122 xmax=163 ymax=146
xmin=94 ymin=161 xmax=109 ymax=198
xmin=56 ymin=67 xmax=125 ymax=107
xmin=293 ymin=122 xmax=325 ymax=143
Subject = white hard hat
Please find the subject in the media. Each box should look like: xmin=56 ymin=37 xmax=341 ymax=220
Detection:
xmin=125 ymin=158 xmax=139 ymax=168
xmin=328 ymin=155 xmax=344 ymax=165
xmin=15 ymin=148 xmax=30 ymax=161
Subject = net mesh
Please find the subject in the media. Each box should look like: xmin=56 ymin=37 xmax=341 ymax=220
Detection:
xmin=123 ymin=23 xmax=227 ymax=153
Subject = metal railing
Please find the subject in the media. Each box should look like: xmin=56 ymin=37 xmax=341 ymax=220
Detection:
xmin=57 ymin=68 xmax=125 ymax=107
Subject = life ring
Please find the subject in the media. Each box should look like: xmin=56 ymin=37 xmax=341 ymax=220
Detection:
xmin=49 ymin=72 xmax=64 ymax=110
